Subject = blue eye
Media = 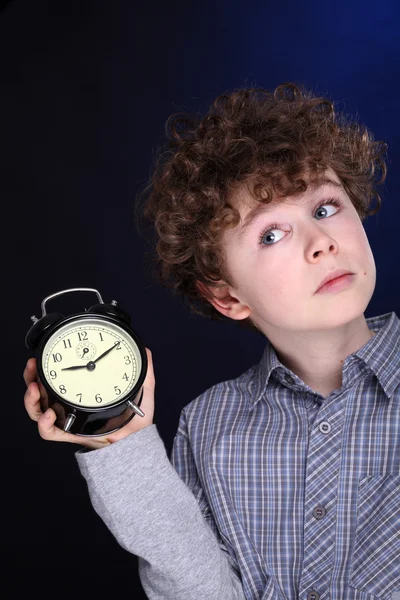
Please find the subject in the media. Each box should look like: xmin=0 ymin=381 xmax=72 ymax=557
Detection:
xmin=258 ymin=198 xmax=342 ymax=249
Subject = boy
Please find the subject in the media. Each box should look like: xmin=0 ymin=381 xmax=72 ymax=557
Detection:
xmin=23 ymin=83 xmax=400 ymax=600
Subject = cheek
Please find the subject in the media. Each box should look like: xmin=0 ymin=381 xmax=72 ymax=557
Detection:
xmin=360 ymin=233 xmax=375 ymax=264
xmin=356 ymin=233 xmax=376 ymax=292
xmin=250 ymin=266 xmax=297 ymax=315
xmin=347 ymin=222 xmax=375 ymax=267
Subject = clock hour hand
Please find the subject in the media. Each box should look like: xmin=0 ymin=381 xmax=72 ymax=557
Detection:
xmin=61 ymin=364 xmax=88 ymax=371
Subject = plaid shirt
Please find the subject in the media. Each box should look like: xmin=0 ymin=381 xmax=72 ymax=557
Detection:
xmin=171 ymin=311 xmax=400 ymax=600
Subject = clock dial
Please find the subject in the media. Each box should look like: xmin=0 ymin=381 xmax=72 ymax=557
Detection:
xmin=40 ymin=317 xmax=141 ymax=408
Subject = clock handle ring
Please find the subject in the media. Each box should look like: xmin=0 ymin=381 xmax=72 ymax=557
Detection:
xmin=41 ymin=288 xmax=104 ymax=317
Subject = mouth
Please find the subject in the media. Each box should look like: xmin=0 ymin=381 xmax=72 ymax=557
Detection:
xmin=315 ymin=269 xmax=354 ymax=294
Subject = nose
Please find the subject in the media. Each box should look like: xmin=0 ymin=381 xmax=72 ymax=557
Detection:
xmin=313 ymin=242 xmax=337 ymax=258
xmin=306 ymin=225 xmax=339 ymax=260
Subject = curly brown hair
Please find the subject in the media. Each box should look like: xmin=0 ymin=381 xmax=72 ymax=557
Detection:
xmin=134 ymin=82 xmax=388 ymax=336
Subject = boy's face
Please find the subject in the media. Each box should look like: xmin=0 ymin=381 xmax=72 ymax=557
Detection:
xmin=210 ymin=168 xmax=376 ymax=336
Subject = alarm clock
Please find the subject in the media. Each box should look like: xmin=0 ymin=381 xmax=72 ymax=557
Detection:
xmin=25 ymin=287 xmax=148 ymax=437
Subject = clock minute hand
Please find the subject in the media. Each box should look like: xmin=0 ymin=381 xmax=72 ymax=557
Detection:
xmin=61 ymin=342 xmax=118 ymax=371
xmin=93 ymin=342 xmax=118 ymax=363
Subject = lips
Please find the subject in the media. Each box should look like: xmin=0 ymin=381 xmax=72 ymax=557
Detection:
xmin=315 ymin=269 xmax=353 ymax=293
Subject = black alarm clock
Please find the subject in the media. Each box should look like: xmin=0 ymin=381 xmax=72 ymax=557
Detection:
xmin=25 ymin=287 xmax=148 ymax=437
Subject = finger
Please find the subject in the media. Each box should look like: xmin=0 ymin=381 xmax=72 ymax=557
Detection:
xmin=137 ymin=348 xmax=155 ymax=415
xmin=37 ymin=406 xmax=103 ymax=447
xmin=23 ymin=358 xmax=37 ymax=387
xmin=37 ymin=408 xmax=77 ymax=443
xmin=143 ymin=348 xmax=155 ymax=390
xmin=24 ymin=381 xmax=43 ymax=422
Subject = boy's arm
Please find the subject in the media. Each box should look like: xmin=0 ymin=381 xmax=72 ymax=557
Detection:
xmin=75 ymin=422 xmax=245 ymax=600
xmin=169 ymin=410 xmax=244 ymax=583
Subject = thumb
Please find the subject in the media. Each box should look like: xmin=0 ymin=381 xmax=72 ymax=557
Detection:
xmin=138 ymin=347 xmax=155 ymax=415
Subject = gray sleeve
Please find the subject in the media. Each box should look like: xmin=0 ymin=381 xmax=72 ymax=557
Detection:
xmin=75 ymin=424 xmax=246 ymax=600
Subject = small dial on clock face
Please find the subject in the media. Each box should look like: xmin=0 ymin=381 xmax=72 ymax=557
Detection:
xmin=40 ymin=317 xmax=141 ymax=408
xmin=75 ymin=340 xmax=96 ymax=361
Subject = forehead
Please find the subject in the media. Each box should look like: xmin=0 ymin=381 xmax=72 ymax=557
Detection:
xmin=229 ymin=170 xmax=344 ymax=241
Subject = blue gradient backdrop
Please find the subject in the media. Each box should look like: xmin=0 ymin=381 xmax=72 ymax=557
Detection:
xmin=2 ymin=1 xmax=399 ymax=597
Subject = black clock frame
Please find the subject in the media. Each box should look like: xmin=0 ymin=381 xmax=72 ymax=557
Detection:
xmin=34 ymin=311 xmax=148 ymax=437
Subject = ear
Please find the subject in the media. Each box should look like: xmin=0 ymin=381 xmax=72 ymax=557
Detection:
xmin=195 ymin=280 xmax=251 ymax=321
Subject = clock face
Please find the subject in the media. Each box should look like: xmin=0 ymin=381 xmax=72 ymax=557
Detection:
xmin=40 ymin=317 xmax=141 ymax=408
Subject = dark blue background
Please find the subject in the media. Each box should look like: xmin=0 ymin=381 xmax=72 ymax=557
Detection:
xmin=3 ymin=0 xmax=399 ymax=597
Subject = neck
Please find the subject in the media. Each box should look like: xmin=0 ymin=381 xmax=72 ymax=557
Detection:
xmin=266 ymin=316 xmax=376 ymax=398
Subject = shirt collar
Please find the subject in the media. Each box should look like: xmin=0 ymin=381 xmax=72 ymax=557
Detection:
xmin=245 ymin=312 xmax=400 ymax=410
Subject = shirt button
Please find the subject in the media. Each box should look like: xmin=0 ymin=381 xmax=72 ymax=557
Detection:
xmin=319 ymin=421 xmax=331 ymax=434
xmin=312 ymin=505 xmax=327 ymax=519
xmin=307 ymin=591 xmax=320 ymax=600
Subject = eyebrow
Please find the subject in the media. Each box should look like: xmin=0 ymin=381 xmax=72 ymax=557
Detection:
xmin=237 ymin=177 xmax=343 ymax=242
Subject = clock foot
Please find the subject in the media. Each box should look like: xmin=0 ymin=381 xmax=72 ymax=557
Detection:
xmin=126 ymin=399 xmax=145 ymax=418
xmin=64 ymin=413 xmax=76 ymax=432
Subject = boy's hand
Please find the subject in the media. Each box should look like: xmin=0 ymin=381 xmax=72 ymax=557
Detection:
xmin=23 ymin=348 xmax=155 ymax=450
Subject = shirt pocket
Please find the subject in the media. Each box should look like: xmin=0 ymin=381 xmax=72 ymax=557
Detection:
xmin=349 ymin=474 xmax=400 ymax=598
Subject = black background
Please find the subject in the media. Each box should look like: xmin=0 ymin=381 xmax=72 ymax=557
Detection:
xmin=3 ymin=0 xmax=399 ymax=597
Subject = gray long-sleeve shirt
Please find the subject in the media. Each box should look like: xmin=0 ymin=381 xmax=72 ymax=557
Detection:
xmin=75 ymin=311 xmax=400 ymax=600
xmin=75 ymin=423 xmax=246 ymax=600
